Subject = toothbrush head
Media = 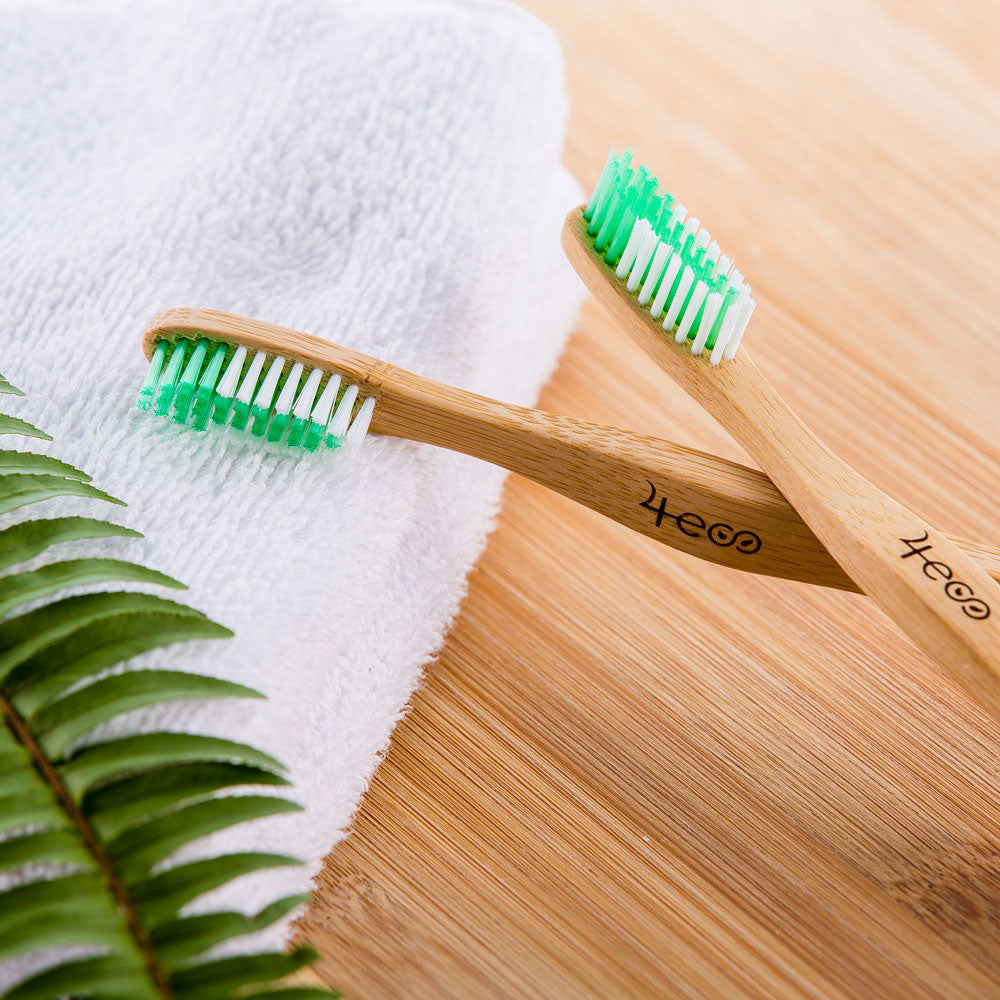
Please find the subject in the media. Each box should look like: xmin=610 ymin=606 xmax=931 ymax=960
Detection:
xmin=135 ymin=311 xmax=376 ymax=456
xmin=581 ymin=149 xmax=756 ymax=365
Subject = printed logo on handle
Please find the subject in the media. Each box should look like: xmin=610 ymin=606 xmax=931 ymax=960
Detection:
xmin=899 ymin=531 xmax=990 ymax=619
xmin=640 ymin=481 xmax=762 ymax=554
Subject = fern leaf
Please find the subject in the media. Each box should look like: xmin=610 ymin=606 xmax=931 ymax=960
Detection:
xmin=0 ymin=450 xmax=90 ymax=479
xmin=4 ymin=955 xmax=156 ymax=1000
xmin=0 ymin=413 xmax=50 ymax=440
xmin=0 ymin=592 xmax=207 ymax=680
xmin=5 ymin=610 xmax=233 ymax=712
xmin=60 ymin=730 xmax=287 ymax=797
xmin=30 ymin=669 xmax=265 ymax=758
xmin=0 ymin=517 xmax=142 ymax=573
xmin=150 ymin=895 xmax=310 ymax=968
xmin=0 ymin=375 xmax=25 ymax=396
xmin=84 ymin=760 xmax=290 ymax=840
xmin=0 ymin=387 xmax=335 ymax=996
xmin=0 ymin=557 xmax=183 ymax=619
xmin=0 ymin=873 xmax=110 ymax=935
xmin=167 ymin=945 xmax=318 ymax=998
xmin=108 ymin=794 xmax=303 ymax=881
xmin=0 ymin=473 xmax=124 ymax=516
xmin=131 ymin=853 xmax=303 ymax=926
xmin=0 ymin=828 xmax=91 ymax=873
xmin=0 ymin=911 xmax=132 ymax=964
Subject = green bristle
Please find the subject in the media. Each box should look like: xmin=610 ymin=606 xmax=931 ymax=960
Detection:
xmin=286 ymin=417 xmax=308 ymax=448
xmin=653 ymin=195 xmax=676 ymax=239
xmin=136 ymin=341 xmax=168 ymax=411
xmin=153 ymin=339 xmax=188 ymax=416
xmin=191 ymin=343 xmax=228 ymax=431
xmin=632 ymin=166 xmax=656 ymax=217
xmin=212 ymin=395 xmax=233 ymax=425
xmin=267 ymin=412 xmax=291 ymax=442
xmin=230 ymin=399 xmax=251 ymax=432
xmin=583 ymin=149 xmax=616 ymax=222
xmin=592 ymin=186 xmax=624 ymax=253
xmin=604 ymin=189 xmax=638 ymax=265
xmin=324 ymin=434 xmax=343 ymax=451
xmin=691 ymin=244 xmax=708 ymax=276
xmin=303 ymin=421 xmax=326 ymax=452
xmin=586 ymin=151 xmax=633 ymax=237
xmin=172 ymin=338 xmax=208 ymax=424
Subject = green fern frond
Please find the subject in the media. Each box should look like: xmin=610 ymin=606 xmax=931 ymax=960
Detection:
xmin=0 ymin=376 xmax=337 ymax=999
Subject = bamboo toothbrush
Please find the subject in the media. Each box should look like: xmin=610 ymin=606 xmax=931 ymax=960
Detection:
xmin=563 ymin=148 xmax=1000 ymax=722
xmin=138 ymin=308 xmax=1000 ymax=601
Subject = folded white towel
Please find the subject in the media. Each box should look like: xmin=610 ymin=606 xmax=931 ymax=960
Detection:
xmin=0 ymin=0 xmax=583 ymax=970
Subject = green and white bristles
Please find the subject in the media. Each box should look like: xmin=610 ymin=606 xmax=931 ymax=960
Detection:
xmin=584 ymin=148 xmax=756 ymax=365
xmin=136 ymin=337 xmax=376 ymax=455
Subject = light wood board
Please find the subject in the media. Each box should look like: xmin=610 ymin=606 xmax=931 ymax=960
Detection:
xmin=297 ymin=1 xmax=1000 ymax=996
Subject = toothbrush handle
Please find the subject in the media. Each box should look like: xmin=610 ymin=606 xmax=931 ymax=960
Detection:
xmin=719 ymin=355 xmax=1000 ymax=720
xmin=148 ymin=307 xmax=857 ymax=589
xmin=144 ymin=309 xmax=1000 ymax=608
xmin=562 ymin=217 xmax=1000 ymax=722
xmin=370 ymin=368 xmax=857 ymax=587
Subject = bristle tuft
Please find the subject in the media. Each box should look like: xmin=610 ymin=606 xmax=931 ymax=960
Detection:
xmin=583 ymin=149 xmax=756 ymax=362
xmin=137 ymin=336 xmax=375 ymax=458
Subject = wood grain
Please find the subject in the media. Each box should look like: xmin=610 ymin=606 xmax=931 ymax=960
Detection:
xmin=298 ymin=0 xmax=1000 ymax=996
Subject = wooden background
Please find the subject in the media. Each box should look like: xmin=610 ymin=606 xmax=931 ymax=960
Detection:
xmin=298 ymin=1 xmax=1000 ymax=996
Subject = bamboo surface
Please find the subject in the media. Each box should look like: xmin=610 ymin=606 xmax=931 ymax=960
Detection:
xmin=297 ymin=1 xmax=1000 ymax=996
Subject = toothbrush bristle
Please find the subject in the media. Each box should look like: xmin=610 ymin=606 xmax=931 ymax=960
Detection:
xmin=136 ymin=337 xmax=375 ymax=455
xmin=584 ymin=148 xmax=755 ymax=365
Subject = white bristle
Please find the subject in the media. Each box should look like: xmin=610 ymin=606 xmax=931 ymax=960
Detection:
xmin=342 ymin=396 xmax=376 ymax=457
xmin=327 ymin=383 xmax=359 ymax=440
xmin=673 ymin=280 xmax=708 ymax=345
xmin=310 ymin=374 xmax=341 ymax=427
xmin=292 ymin=368 xmax=323 ymax=419
xmin=708 ymin=298 xmax=742 ymax=364
xmin=729 ymin=267 xmax=744 ymax=287
xmin=695 ymin=228 xmax=711 ymax=249
xmin=615 ymin=218 xmax=649 ymax=280
xmin=716 ymin=254 xmax=731 ymax=278
xmin=669 ymin=204 xmax=687 ymax=228
xmin=692 ymin=293 xmax=724 ymax=356
xmin=235 ymin=351 xmax=267 ymax=405
xmin=706 ymin=241 xmax=721 ymax=264
xmin=273 ymin=361 xmax=303 ymax=415
xmin=680 ymin=217 xmax=700 ymax=246
xmin=662 ymin=266 xmax=694 ymax=330
xmin=627 ymin=228 xmax=660 ymax=292
xmin=252 ymin=355 xmax=285 ymax=410
xmin=724 ymin=293 xmax=757 ymax=362
xmin=650 ymin=253 xmax=681 ymax=319
xmin=637 ymin=242 xmax=671 ymax=306
xmin=215 ymin=346 xmax=247 ymax=398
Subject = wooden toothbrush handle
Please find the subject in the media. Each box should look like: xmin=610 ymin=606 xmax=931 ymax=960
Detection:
xmin=722 ymin=357 xmax=1000 ymax=719
xmin=145 ymin=308 xmax=1000 ymax=604
xmin=562 ymin=215 xmax=1000 ymax=720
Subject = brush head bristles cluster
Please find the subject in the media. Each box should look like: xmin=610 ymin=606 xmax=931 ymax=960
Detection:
xmin=136 ymin=336 xmax=376 ymax=455
xmin=584 ymin=149 xmax=755 ymax=365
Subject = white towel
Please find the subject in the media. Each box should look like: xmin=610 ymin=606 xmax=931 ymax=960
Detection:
xmin=0 ymin=0 xmax=584 ymax=970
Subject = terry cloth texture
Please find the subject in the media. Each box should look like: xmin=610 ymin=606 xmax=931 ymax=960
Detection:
xmin=0 ymin=0 xmax=584 ymax=971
